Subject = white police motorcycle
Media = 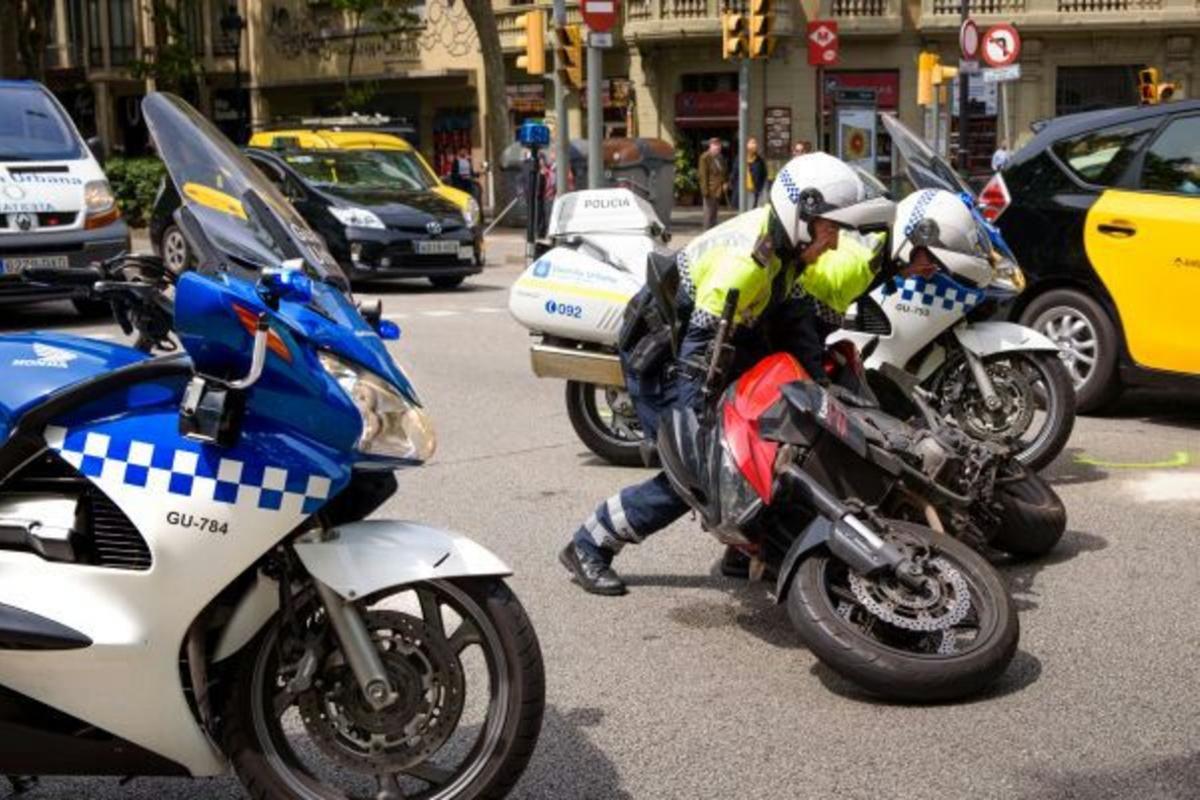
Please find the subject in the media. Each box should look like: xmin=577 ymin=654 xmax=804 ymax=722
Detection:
xmin=830 ymin=116 xmax=1074 ymax=470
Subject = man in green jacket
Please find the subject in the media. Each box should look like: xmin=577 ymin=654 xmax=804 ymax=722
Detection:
xmin=561 ymin=152 xmax=897 ymax=595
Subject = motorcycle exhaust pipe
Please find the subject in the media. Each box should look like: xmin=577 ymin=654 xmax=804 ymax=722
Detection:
xmin=779 ymin=465 xmax=922 ymax=588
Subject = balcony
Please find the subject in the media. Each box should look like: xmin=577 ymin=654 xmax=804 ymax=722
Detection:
xmin=624 ymin=0 xmax=795 ymax=43
xmin=919 ymin=0 xmax=1199 ymax=31
xmin=822 ymin=0 xmax=903 ymax=35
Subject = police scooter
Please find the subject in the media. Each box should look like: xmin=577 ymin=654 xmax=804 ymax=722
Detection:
xmin=0 ymin=94 xmax=543 ymax=800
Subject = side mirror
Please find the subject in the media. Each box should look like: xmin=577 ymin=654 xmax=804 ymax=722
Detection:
xmin=259 ymin=260 xmax=313 ymax=304
xmin=85 ymin=136 xmax=106 ymax=163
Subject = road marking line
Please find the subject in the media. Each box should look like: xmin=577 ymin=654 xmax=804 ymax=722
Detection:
xmin=421 ymin=310 xmax=460 ymax=317
xmin=473 ymin=307 xmax=506 ymax=313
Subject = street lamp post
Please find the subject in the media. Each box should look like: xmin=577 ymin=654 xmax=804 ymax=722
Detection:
xmin=219 ymin=4 xmax=247 ymax=142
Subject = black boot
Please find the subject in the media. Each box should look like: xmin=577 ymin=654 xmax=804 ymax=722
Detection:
xmin=719 ymin=546 xmax=751 ymax=579
xmin=559 ymin=543 xmax=627 ymax=596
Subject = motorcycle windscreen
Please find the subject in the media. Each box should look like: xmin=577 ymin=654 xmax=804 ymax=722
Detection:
xmin=880 ymin=113 xmax=975 ymax=198
xmin=141 ymin=92 xmax=345 ymax=285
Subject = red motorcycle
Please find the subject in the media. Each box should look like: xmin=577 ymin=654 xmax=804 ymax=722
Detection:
xmin=656 ymin=296 xmax=1020 ymax=702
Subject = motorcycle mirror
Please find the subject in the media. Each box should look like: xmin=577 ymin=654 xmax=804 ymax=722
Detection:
xmin=259 ymin=260 xmax=314 ymax=305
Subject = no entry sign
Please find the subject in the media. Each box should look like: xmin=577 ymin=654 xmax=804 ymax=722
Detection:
xmin=807 ymin=20 xmax=839 ymax=66
xmin=581 ymin=0 xmax=619 ymax=33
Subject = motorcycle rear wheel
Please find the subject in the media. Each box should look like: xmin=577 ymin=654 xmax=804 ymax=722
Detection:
xmin=786 ymin=520 xmax=1018 ymax=703
xmin=565 ymin=380 xmax=646 ymax=467
xmin=222 ymin=578 xmax=545 ymax=800
xmin=989 ymin=470 xmax=1066 ymax=558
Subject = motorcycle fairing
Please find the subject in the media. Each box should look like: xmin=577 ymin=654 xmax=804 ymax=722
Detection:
xmin=724 ymin=354 xmax=809 ymax=503
xmin=0 ymin=334 xmax=148 ymax=441
xmin=0 ymin=396 xmax=353 ymax=775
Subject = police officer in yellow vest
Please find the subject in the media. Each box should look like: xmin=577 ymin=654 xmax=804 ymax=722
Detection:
xmin=560 ymin=153 xmax=894 ymax=595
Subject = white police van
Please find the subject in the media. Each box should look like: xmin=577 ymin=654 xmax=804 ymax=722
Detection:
xmin=0 ymin=80 xmax=128 ymax=312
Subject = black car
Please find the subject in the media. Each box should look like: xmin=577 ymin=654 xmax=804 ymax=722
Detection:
xmin=151 ymin=147 xmax=483 ymax=288
xmin=978 ymin=100 xmax=1200 ymax=411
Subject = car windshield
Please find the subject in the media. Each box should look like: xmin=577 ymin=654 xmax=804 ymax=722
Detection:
xmin=0 ymin=85 xmax=83 ymax=161
xmin=282 ymin=150 xmax=428 ymax=192
xmin=142 ymin=92 xmax=345 ymax=284
xmin=367 ymin=150 xmax=439 ymax=189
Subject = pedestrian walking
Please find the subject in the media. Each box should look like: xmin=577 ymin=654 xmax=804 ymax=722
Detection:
xmin=698 ymin=137 xmax=727 ymax=230
xmin=743 ymin=137 xmax=768 ymax=208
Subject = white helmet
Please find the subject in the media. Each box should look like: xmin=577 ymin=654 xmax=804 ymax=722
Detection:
xmin=891 ymin=189 xmax=994 ymax=287
xmin=769 ymin=152 xmax=871 ymax=246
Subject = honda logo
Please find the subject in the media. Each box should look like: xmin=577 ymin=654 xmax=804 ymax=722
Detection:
xmin=426 ymin=220 xmax=442 ymax=236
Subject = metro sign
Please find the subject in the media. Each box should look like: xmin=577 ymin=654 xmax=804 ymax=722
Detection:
xmin=807 ymin=20 xmax=839 ymax=66
xmin=581 ymin=0 xmax=619 ymax=33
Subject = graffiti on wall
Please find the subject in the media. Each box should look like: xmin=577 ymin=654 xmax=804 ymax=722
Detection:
xmin=265 ymin=0 xmax=476 ymax=65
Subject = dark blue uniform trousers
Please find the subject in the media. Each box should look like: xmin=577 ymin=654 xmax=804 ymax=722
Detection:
xmin=572 ymin=324 xmax=712 ymax=561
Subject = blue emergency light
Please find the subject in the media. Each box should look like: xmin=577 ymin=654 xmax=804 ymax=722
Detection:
xmin=517 ymin=120 xmax=551 ymax=148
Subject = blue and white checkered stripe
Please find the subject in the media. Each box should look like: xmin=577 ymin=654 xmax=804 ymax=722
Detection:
xmin=45 ymin=426 xmax=332 ymax=514
xmin=881 ymin=274 xmax=984 ymax=314
xmin=777 ymin=167 xmax=801 ymax=203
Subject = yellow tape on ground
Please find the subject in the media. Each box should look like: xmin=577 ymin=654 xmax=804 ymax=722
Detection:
xmin=1073 ymin=451 xmax=1192 ymax=470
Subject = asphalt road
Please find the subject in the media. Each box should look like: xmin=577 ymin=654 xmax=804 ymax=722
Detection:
xmin=6 ymin=230 xmax=1200 ymax=800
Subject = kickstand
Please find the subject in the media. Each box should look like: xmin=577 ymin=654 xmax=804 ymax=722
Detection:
xmin=4 ymin=776 xmax=37 ymax=796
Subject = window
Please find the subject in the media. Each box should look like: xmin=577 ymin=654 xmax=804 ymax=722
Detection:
xmin=1140 ymin=116 xmax=1200 ymax=196
xmin=87 ymin=0 xmax=103 ymax=67
xmin=108 ymin=0 xmax=136 ymax=66
xmin=1055 ymin=66 xmax=1141 ymax=117
xmin=1051 ymin=118 xmax=1156 ymax=187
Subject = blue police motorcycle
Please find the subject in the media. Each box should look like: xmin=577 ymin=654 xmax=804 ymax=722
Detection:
xmin=0 ymin=94 xmax=543 ymax=800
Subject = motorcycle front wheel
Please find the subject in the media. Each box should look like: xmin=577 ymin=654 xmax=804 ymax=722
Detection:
xmin=565 ymin=380 xmax=646 ymax=467
xmin=222 ymin=578 xmax=545 ymax=800
xmin=786 ymin=520 xmax=1018 ymax=703
xmin=938 ymin=351 xmax=1075 ymax=472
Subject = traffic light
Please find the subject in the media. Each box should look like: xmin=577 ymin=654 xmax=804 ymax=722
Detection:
xmin=1158 ymin=80 xmax=1181 ymax=102
xmin=516 ymin=9 xmax=546 ymax=76
xmin=721 ymin=12 xmax=747 ymax=61
xmin=1139 ymin=68 xmax=1160 ymax=104
xmin=918 ymin=52 xmax=939 ymax=106
xmin=555 ymin=23 xmax=584 ymax=91
xmin=747 ymin=0 xmax=776 ymax=60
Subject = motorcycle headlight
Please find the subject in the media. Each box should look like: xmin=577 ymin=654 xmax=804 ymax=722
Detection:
xmin=330 ymin=206 xmax=386 ymax=230
xmin=462 ymin=196 xmax=481 ymax=228
xmin=319 ymin=352 xmax=436 ymax=463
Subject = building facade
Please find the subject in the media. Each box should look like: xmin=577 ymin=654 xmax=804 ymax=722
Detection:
xmin=4 ymin=1 xmax=1197 ymax=182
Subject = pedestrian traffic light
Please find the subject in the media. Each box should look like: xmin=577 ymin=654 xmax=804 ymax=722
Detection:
xmin=721 ymin=12 xmax=747 ymax=61
xmin=747 ymin=0 xmax=776 ymax=60
xmin=1139 ymin=68 xmax=1160 ymax=104
xmin=516 ymin=9 xmax=546 ymax=76
xmin=555 ymin=23 xmax=584 ymax=91
xmin=918 ymin=52 xmax=939 ymax=106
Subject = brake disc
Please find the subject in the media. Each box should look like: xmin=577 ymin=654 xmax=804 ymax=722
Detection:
xmin=298 ymin=610 xmax=465 ymax=772
xmin=955 ymin=361 xmax=1036 ymax=443
xmin=848 ymin=557 xmax=972 ymax=633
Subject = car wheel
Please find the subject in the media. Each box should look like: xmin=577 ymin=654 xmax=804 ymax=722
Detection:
xmin=429 ymin=275 xmax=466 ymax=289
xmin=1020 ymin=288 xmax=1121 ymax=413
xmin=161 ymin=224 xmax=192 ymax=275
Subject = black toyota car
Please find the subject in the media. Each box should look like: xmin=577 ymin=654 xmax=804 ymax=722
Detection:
xmin=151 ymin=147 xmax=483 ymax=288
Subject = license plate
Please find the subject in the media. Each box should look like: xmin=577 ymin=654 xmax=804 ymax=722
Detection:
xmin=0 ymin=255 xmax=69 ymax=274
xmin=415 ymin=240 xmax=460 ymax=256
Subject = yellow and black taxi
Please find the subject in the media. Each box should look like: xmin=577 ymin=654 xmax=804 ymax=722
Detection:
xmin=153 ymin=144 xmax=483 ymax=288
xmin=980 ymin=100 xmax=1200 ymax=411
